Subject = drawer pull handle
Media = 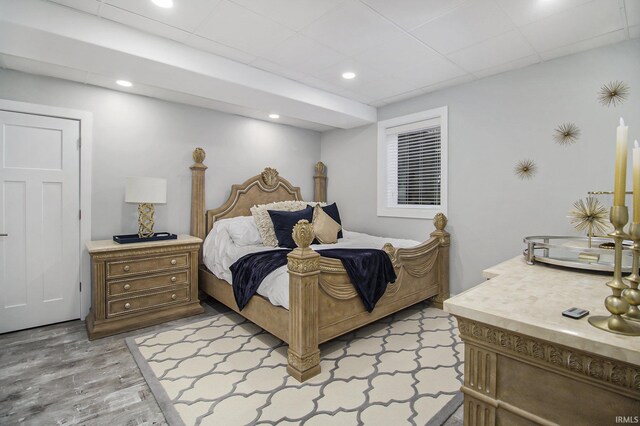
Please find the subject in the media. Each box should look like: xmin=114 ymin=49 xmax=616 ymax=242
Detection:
xmin=170 ymin=259 xmax=177 ymax=265
xmin=171 ymin=276 xmax=177 ymax=283
xmin=124 ymin=302 xmax=131 ymax=310
xmin=171 ymin=294 xmax=177 ymax=300
xmin=123 ymin=284 xmax=131 ymax=290
xmin=123 ymin=265 xmax=131 ymax=272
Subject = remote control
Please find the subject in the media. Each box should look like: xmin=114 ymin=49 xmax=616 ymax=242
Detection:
xmin=562 ymin=307 xmax=589 ymax=319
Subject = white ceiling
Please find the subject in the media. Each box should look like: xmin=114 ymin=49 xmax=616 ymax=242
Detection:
xmin=0 ymin=0 xmax=637 ymax=130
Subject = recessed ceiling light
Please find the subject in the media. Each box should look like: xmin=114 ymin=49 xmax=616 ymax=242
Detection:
xmin=151 ymin=0 xmax=174 ymax=8
xmin=342 ymin=72 xmax=356 ymax=80
xmin=116 ymin=80 xmax=133 ymax=87
xmin=269 ymin=113 xmax=280 ymax=119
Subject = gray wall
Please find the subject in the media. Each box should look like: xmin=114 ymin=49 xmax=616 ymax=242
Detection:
xmin=0 ymin=69 xmax=321 ymax=239
xmin=321 ymin=39 xmax=640 ymax=294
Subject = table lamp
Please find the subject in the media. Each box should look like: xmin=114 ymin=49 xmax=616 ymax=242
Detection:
xmin=125 ymin=177 xmax=167 ymax=238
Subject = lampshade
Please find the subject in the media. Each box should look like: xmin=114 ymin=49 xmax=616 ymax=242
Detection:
xmin=125 ymin=177 xmax=167 ymax=204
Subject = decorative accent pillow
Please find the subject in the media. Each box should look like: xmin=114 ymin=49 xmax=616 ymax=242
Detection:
xmin=312 ymin=205 xmax=341 ymax=244
xmin=268 ymin=206 xmax=314 ymax=248
xmin=223 ymin=216 xmax=262 ymax=246
xmin=250 ymin=200 xmax=308 ymax=247
xmin=320 ymin=202 xmax=343 ymax=239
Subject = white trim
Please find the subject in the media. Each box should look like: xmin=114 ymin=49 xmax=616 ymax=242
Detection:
xmin=377 ymin=106 xmax=448 ymax=219
xmin=0 ymin=99 xmax=93 ymax=321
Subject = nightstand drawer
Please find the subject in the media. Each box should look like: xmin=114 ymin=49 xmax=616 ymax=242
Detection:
xmin=106 ymin=253 xmax=189 ymax=278
xmin=108 ymin=271 xmax=190 ymax=296
xmin=107 ymin=287 xmax=189 ymax=317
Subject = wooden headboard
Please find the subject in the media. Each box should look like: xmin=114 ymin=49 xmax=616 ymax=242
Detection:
xmin=190 ymin=148 xmax=327 ymax=241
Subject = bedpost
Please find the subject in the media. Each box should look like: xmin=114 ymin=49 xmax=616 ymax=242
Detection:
xmin=190 ymin=148 xmax=207 ymax=261
xmin=314 ymin=161 xmax=327 ymax=202
xmin=430 ymin=213 xmax=450 ymax=309
xmin=286 ymin=220 xmax=321 ymax=382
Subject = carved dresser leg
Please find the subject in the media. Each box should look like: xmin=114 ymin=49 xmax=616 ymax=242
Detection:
xmin=463 ymin=343 xmax=497 ymax=426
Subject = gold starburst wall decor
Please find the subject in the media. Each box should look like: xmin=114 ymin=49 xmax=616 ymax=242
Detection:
xmin=553 ymin=122 xmax=581 ymax=145
xmin=569 ymin=197 xmax=609 ymax=247
xmin=514 ymin=159 xmax=537 ymax=180
xmin=598 ymin=80 xmax=630 ymax=107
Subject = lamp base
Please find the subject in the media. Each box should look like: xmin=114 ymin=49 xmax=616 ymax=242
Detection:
xmin=138 ymin=203 xmax=155 ymax=238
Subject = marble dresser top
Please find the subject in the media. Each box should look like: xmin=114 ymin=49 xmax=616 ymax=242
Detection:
xmin=86 ymin=234 xmax=202 ymax=253
xmin=444 ymin=256 xmax=640 ymax=365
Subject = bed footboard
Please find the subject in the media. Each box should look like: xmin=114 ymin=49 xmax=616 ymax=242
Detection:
xmin=383 ymin=212 xmax=450 ymax=309
xmin=286 ymin=214 xmax=450 ymax=382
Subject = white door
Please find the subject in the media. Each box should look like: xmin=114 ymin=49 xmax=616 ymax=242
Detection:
xmin=0 ymin=110 xmax=80 ymax=333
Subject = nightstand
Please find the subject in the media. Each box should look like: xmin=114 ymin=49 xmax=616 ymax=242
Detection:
xmin=85 ymin=235 xmax=204 ymax=339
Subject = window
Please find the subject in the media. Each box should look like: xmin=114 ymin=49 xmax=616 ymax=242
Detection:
xmin=377 ymin=106 xmax=447 ymax=219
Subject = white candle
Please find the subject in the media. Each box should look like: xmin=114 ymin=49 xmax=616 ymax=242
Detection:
xmin=614 ymin=117 xmax=629 ymax=206
xmin=634 ymin=140 xmax=640 ymax=223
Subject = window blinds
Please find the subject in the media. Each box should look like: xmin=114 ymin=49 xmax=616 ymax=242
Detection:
xmin=385 ymin=117 xmax=441 ymax=208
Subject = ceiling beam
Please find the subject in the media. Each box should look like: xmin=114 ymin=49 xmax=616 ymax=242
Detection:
xmin=0 ymin=0 xmax=377 ymax=130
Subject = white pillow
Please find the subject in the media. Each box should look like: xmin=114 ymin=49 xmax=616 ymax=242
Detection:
xmin=215 ymin=216 xmax=262 ymax=246
xmin=250 ymin=200 xmax=308 ymax=247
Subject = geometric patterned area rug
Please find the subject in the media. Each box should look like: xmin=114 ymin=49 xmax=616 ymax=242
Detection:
xmin=126 ymin=302 xmax=464 ymax=426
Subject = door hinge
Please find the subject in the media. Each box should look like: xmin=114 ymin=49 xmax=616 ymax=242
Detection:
xmin=79 ymin=282 xmax=82 ymax=292
xmin=79 ymin=209 xmax=81 ymax=220
xmin=77 ymin=138 xmax=81 ymax=149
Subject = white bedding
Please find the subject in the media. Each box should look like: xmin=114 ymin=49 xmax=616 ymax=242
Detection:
xmin=202 ymin=217 xmax=420 ymax=310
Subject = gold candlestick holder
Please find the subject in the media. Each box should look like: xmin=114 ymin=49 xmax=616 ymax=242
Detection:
xmin=623 ymin=222 xmax=640 ymax=322
xmin=588 ymin=206 xmax=640 ymax=335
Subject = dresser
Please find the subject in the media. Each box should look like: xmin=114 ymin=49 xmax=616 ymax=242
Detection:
xmin=445 ymin=257 xmax=640 ymax=426
xmin=85 ymin=235 xmax=204 ymax=339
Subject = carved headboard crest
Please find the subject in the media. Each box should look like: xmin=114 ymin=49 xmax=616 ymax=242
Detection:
xmin=261 ymin=167 xmax=279 ymax=188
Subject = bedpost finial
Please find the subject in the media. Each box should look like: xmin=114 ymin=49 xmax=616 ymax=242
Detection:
xmin=261 ymin=167 xmax=279 ymax=187
xmin=315 ymin=161 xmax=326 ymax=176
xmin=292 ymin=220 xmax=314 ymax=249
xmin=433 ymin=213 xmax=447 ymax=231
xmin=193 ymin=147 xmax=206 ymax=164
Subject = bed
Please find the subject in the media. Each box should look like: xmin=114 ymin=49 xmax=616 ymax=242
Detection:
xmin=189 ymin=148 xmax=450 ymax=382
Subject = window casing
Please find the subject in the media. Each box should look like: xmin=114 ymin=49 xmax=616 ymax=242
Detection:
xmin=377 ymin=106 xmax=448 ymax=219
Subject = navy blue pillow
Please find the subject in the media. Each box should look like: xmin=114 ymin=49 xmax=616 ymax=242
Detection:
xmin=321 ymin=203 xmax=343 ymax=239
xmin=268 ymin=206 xmax=314 ymax=248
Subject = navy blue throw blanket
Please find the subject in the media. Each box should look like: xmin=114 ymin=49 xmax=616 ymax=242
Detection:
xmin=229 ymin=248 xmax=397 ymax=312
xmin=229 ymin=249 xmax=290 ymax=311
xmin=316 ymin=249 xmax=397 ymax=312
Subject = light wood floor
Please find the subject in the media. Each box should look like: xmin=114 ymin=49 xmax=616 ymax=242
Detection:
xmin=0 ymin=299 xmax=463 ymax=426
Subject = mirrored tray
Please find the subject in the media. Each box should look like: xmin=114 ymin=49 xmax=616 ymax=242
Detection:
xmin=523 ymin=235 xmax=633 ymax=273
